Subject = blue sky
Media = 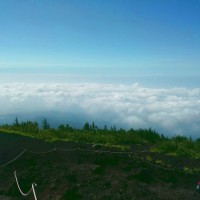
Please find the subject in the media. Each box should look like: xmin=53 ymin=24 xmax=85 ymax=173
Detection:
xmin=0 ymin=0 xmax=200 ymax=86
xmin=1 ymin=1 xmax=200 ymax=136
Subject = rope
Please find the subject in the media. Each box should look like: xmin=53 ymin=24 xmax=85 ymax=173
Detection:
xmin=26 ymin=147 xmax=132 ymax=155
xmin=14 ymin=171 xmax=35 ymax=196
xmin=55 ymin=147 xmax=132 ymax=154
xmin=32 ymin=183 xmax=38 ymax=200
xmin=131 ymin=153 xmax=183 ymax=172
xmin=55 ymin=147 xmax=81 ymax=152
xmin=14 ymin=171 xmax=38 ymax=200
xmin=27 ymin=148 xmax=57 ymax=154
xmin=0 ymin=146 xmax=197 ymax=173
xmin=80 ymin=148 xmax=132 ymax=154
xmin=0 ymin=149 xmax=27 ymax=168
xmin=29 ymin=147 xmax=184 ymax=172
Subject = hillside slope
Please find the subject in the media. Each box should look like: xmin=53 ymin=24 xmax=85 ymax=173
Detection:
xmin=0 ymin=133 xmax=200 ymax=200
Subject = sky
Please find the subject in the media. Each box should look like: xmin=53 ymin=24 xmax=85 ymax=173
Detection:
xmin=0 ymin=0 xmax=200 ymax=137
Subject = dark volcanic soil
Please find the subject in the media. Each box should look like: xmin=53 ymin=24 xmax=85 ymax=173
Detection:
xmin=0 ymin=133 xmax=200 ymax=200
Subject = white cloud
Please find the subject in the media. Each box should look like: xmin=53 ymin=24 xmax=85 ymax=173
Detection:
xmin=0 ymin=82 xmax=200 ymax=137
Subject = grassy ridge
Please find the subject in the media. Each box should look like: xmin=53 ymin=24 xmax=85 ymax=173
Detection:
xmin=1 ymin=120 xmax=200 ymax=158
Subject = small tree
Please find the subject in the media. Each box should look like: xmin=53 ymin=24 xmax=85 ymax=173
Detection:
xmin=83 ymin=122 xmax=90 ymax=131
xmin=14 ymin=117 xmax=19 ymax=126
xmin=89 ymin=121 xmax=98 ymax=132
xmin=42 ymin=118 xmax=50 ymax=129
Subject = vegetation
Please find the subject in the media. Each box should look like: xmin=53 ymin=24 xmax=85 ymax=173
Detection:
xmin=1 ymin=118 xmax=200 ymax=158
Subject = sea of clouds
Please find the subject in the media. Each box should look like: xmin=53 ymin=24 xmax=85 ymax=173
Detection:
xmin=0 ymin=82 xmax=200 ymax=137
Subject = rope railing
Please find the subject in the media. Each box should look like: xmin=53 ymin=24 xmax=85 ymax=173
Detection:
xmin=131 ymin=153 xmax=182 ymax=172
xmin=25 ymin=147 xmax=192 ymax=172
xmin=27 ymin=148 xmax=57 ymax=154
xmin=14 ymin=171 xmax=37 ymax=200
xmin=0 ymin=146 xmax=197 ymax=173
xmin=26 ymin=147 xmax=132 ymax=155
xmin=55 ymin=147 xmax=132 ymax=154
xmin=0 ymin=149 xmax=27 ymax=168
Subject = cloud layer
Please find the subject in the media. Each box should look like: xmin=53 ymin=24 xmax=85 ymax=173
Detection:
xmin=0 ymin=82 xmax=200 ymax=137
